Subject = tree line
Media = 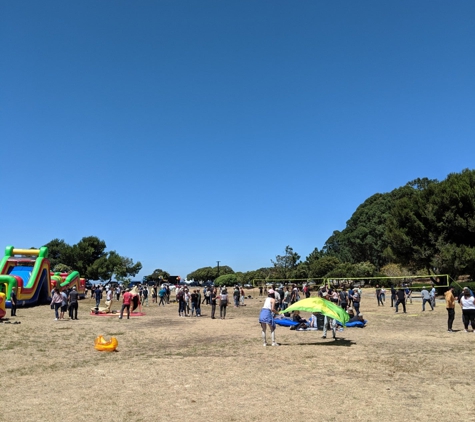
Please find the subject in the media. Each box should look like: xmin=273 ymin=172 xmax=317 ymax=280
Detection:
xmin=149 ymin=169 xmax=475 ymax=285
xmin=45 ymin=236 xmax=142 ymax=283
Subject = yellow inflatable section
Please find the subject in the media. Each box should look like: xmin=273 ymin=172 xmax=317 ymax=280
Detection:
xmin=94 ymin=335 xmax=118 ymax=352
xmin=0 ymin=293 xmax=6 ymax=319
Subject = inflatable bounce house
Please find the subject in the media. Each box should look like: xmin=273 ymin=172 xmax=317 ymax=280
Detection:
xmin=0 ymin=246 xmax=86 ymax=311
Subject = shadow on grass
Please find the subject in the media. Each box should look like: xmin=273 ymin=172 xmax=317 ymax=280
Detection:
xmin=282 ymin=338 xmax=356 ymax=347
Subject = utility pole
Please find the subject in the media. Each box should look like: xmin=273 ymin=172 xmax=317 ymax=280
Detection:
xmin=217 ymin=261 xmax=220 ymax=277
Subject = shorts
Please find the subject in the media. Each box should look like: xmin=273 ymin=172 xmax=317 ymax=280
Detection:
xmin=61 ymin=305 xmax=68 ymax=312
xmin=259 ymin=308 xmax=275 ymax=328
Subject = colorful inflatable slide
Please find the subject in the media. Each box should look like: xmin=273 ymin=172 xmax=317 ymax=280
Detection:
xmin=0 ymin=246 xmax=86 ymax=310
xmin=50 ymin=272 xmax=86 ymax=298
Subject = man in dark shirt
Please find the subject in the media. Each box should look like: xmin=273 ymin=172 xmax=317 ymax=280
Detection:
xmin=10 ymin=289 xmax=17 ymax=317
xmin=94 ymin=286 xmax=102 ymax=309
xmin=395 ymin=288 xmax=407 ymax=313
xmin=210 ymin=288 xmax=217 ymax=319
xmin=68 ymin=286 xmax=79 ymax=320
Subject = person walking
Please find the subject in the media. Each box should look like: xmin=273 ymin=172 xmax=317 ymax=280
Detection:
xmin=459 ymin=287 xmax=475 ymax=332
xmin=259 ymin=289 xmax=279 ymax=346
xmin=50 ymin=288 xmax=62 ymax=321
xmin=219 ymin=288 xmax=229 ymax=319
xmin=421 ymin=287 xmax=433 ymax=311
xmin=444 ymin=286 xmax=456 ymax=332
xmin=395 ymin=288 xmax=407 ymax=313
xmin=158 ymin=286 xmax=166 ymax=306
xmin=375 ymin=285 xmax=383 ymax=306
xmin=119 ymin=288 xmax=133 ymax=319
xmin=210 ymin=287 xmax=217 ymax=319
xmin=68 ymin=286 xmax=79 ymax=320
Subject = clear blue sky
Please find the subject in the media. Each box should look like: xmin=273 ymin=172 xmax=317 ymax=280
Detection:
xmin=1 ymin=1 xmax=474 ymax=279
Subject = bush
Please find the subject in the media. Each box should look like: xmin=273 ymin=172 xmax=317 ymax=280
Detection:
xmin=214 ymin=274 xmax=238 ymax=287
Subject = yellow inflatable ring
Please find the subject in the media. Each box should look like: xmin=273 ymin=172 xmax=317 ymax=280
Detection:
xmin=94 ymin=335 xmax=118 ymax=352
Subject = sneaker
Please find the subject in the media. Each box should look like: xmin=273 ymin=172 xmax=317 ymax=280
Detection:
xmin=54 ymin=318 xmax=58 ymax=321
xmin=271 ymin=343 xmax=280 ymax=346
xmin=448 ymin=329 xmax=453 ymax=332
xmin=119 ymin=317 xmax=122 ymax=319
xmin=263 ymin=343 xmax=267 ymax=347
xmin=464 ymin=329 xmax=468 ymax=332
xmin=321 ymin=335 xmax=326 ymax=339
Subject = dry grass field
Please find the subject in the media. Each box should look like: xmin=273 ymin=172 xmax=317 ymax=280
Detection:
xmin=1 ymin=289 xmax=473 ymax=422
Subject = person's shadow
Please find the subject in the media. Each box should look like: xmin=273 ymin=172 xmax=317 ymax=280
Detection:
xmin=281 ymin=338 xmax=356 ymax=347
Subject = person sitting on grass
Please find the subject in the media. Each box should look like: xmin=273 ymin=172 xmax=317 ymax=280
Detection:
xmin=292 ymin=310 xmax=309 ymax=330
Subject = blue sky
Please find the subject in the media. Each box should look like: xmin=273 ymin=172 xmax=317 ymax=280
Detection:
xmin=1 ymin=1 xmax=474 ymax=279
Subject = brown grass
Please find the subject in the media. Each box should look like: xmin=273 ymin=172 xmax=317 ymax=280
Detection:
xmin=1 ymin=289 xmax=472 ymax=422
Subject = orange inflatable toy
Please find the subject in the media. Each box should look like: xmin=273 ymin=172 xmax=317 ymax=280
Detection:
xmin=94 ymin=335 xmax=118 ymax=352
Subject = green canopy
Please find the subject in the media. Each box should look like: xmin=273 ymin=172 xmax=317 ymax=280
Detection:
xmin=280 ymin=297 xmax=350 ymax=325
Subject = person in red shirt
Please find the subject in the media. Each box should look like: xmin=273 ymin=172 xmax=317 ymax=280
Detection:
xmin=119 ymin=288 xmax=133 ymax=319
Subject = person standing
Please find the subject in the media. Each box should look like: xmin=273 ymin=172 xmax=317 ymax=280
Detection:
xmin=219 ymin=288 xmax=229 ymax=319
xmin=339 ymin=287 xmax=348 ymax=310
xmin=404 ymin=287 xmax=412 ymax=304
xmin=430 ymin=285 xmax=437 ymax=308
xmin=115 ymin=285 xmax=121 ymax=301
xmin=390 ymin=285 xmax=397 ymax=307
xmin=190 ymin=290 xmax=199 ymax=316
xmin=158 ymin=286 xmax=166 ymax=306
xmin=233 ymin=286 xmax=240 ymax=307
xmin=444 ymin=286 xmax=456 ymax=332
xmin=50 ymin=288 xmax=62 ymax=321
xmin=421 ymin=287 xmax=433 ymax=311
xmin=259 ymin=289 xmax=279 ymax=346
xmin=210 ymin=288 xmax=217 ymax=319
xmin=282 ymin=287 xmax=291 ymax=311
xmin=459 ymin=287 xmax=475 ymax=332
xmin=176 ymin=288 xmax=186 ymax=317
xmin=195 ymin=289 xmax=202 ymax=317
xmin=106 ymin=287 xmax=113 ymax=305
xmin=119 ymin=288 xmax=133 ymax=319
xmin=380 ymin=287 xmax=386 ymax=303
xmin=375 ymin=285 xmax=383 ymax=306
xmin=321 ymin=292 xmax=337 ymax=339
xmin=395 ymin=288 xmax=407 ymax=313
xmin=240 ymin=287 xmax=245 ymax=306
xmin=10 ymin=288 xmax=17 ymax=317
xmin=68 ymin=286 xmax=79 ymax=320
xmin=142 ymin=286 xmax=149 ymax=306
xmin=259 ymin=286 xmax=263 ymax=296
xmin=59 ymin=290 xmax=68 ymax=320
xmin=94 ymin=286 xmax=102 ymax=309
xmin=351 ymin=289 xmax=361 ymax=315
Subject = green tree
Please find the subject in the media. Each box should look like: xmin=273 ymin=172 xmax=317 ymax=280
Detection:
xmin=44 ymin=239 xmax=73 ymax=270
xmin=271 ymin=246 xmax=301 ymax=279
xmin=215 ymin=273 xmax=238 ymax=287
xmin=308 ymin=256 xmax=340 ymax=278
xmin=146 ymin=269 xmax=171 ymax=284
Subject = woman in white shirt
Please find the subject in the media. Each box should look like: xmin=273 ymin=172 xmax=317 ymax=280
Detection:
xmin=460 ymin=287 xmax=475 ymax=332
xmin=259 ymin=289 xmax=279 ymax=346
